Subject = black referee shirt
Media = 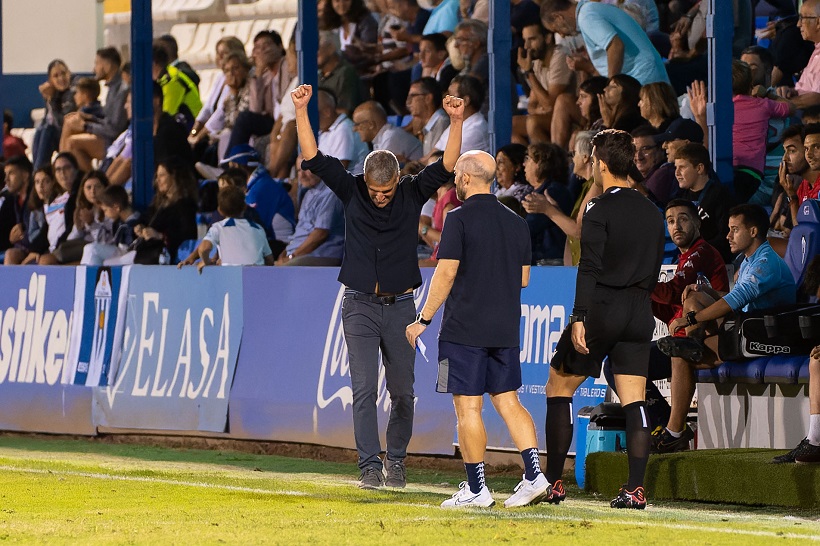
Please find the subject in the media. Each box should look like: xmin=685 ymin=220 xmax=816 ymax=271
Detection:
xmin=573 ymin=187 xmax=665 ymax=317
xmin=437 ymin=194 xmax=531 ymax=347
xmin=301 ymin=151 xmax=452 ymax=294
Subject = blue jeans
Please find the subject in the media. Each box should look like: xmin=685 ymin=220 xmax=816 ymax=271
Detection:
xmin=32 ymin=124 xmax=60 ymax=170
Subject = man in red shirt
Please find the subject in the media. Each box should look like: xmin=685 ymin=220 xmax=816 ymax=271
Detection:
xmin=2 ymin=111 xmax=27 ymax=160
xmin=793 ymin=125 xmax=820 ymax=207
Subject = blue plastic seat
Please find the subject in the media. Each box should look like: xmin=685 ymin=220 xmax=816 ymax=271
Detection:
xmin=719 ymin=358 xmax=769 ymax=384
xmin=785 ymin=199 xmax=820 ymax=291
xmin=176 ymin=239 xmax=200 ymax=264
xmin=799 ymin=360 xmax=811 ymax=384
xmin=696 ymin=367 xmax=722 ymax=383
xmin=763 ymin=355 xmax=807 ymax=384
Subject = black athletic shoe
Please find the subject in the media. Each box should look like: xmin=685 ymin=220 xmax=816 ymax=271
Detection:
xmin=545 ymin=479 xmax=566 ymax=505
xmin=795 ymin=442 xmax=820 ymax=464
xmin=384 ymin=459 xmax=407 ymax=488
xmin=657 ymin=335 xmax=704 ymax=362
xmin=610 ymin=485 xmax=647 ymax=509
xmin=358 ymin=467 xmax=385 ymax=489
xmin=650 ymin=425 xmax=694 ymax=454
xmin=772 ymin=438 xmax=811 ymax=464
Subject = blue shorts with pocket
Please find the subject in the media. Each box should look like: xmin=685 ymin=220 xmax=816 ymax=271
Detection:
xmin=436 ymin=341 xmax=522 ymax=396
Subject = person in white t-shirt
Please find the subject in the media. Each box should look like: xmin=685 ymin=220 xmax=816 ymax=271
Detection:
xmin=178 ymin=185 xmax=274 ymax=272
xmin=430 ymin=75 xmax=490 ymax=156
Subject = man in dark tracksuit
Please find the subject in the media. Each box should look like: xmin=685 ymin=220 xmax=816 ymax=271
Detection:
xmin=544 ymin=130 xmax=665 ymax=509
xmin=291 ymin=83 xmax=465 ymax=489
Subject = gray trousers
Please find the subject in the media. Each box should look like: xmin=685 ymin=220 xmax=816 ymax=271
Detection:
xmin=341 ymin=294 xmax=416 ymax=471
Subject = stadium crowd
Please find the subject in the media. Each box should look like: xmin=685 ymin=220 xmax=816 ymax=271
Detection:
xmin=0 ymin=0 xmax=819 ymax=466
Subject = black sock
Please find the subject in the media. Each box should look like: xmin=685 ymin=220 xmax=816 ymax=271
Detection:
xmin=623 ymin=400 xmax=650 ymax=491
xmin=545 ymin=396 xmax=573 ymax=484
xmin=464 ymin=462 xmax=486 ymax=494
xmin=520 ymin=447 xmax=542 ymax=481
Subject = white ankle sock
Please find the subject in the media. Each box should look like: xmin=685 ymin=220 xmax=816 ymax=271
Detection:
xmin=808 ymin=414 xmax=820 ymax=446
xmin=666 ymin=427 xmax=682 ymax=439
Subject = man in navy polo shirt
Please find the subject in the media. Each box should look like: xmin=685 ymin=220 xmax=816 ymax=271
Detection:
xmin=406 ymin=150 xmax=549 ymax=509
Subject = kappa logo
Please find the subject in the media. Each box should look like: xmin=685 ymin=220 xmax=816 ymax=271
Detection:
xmin=317 ymin=282 xmax=430 ymax=411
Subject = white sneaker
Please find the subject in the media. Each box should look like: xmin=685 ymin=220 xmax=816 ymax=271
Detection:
xmin=440 ymin=481 xmax=495 ymax=508
xmin=503 ymin=473 xmax=551 ymax=508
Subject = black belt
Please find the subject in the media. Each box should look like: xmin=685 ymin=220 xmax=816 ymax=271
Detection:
xmin=344 ymin=290 xmax=414 ymax=305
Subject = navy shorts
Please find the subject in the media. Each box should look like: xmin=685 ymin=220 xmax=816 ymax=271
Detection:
xmin=436 ymin=341 xmax=522 ymax=396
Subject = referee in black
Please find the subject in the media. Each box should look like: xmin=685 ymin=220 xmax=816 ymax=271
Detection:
xmin=406 ymin=150 xmax=549 ymax=509
xmin=291 ymin=84 xmax=465 ymax=490
xmin=544 ymin=129 xmax=664 ymax=509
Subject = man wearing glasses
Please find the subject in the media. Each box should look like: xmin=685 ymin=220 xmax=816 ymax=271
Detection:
xmin=632 ymin=125 xmax=677 ymax=207
xmin=777 ymin=0 xmax=820 ymax=108
xmin=405 ymin=77 xmax=449 ymax=156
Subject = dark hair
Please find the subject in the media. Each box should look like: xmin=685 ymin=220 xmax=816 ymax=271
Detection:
xmin=591 ymin=129 xmax=635 ymax=178
xmin=579 ymin=76 xmax=608 ymax=128
xmin=411 ymin=77 xmax=442 ymax=102
xmin=420 ymin=33 xmax=449 ymax=52
xmin=152 ymin=81 xmax=164 ymax=101
xmin=28 ymin=166 xmax=60 ymax=210
xmin=804 ymin=122 xmax=820 ymax=139
xmin=496 ymin=143 xmax=528 ymax=185
xmin=53 ymin=151 xmax=80 ymax=172
xmin=782 ymin=124 xmax=804 ymax=143
xmin=664 ymin=198 xmax=700 ymax=221
xmin=528 ymin=142 xmax=569 ymax=184
xmin=253 ymin=29 xmax=283 ymax=50
xmin=802 ymin=105 xmax=820 ymax=122
xmin=218 ymin=167 xmax=249 ymax=190
xmin=732 ymin=60 xmax=753 ymax=95
xmin=675 ymin=142 xmax=712 ymax=171
xmin=121 ymin=61 xmax=131 ymax=76
xmin=3 ymin=109 xmax=12 ymax=129
xmin=99 ymin=184 xmax=130 ymax=210
xmin=729 ymin=203 xmax=769 ymax=240
xmin=450 ymin=75 xmax=484 ymax=111
xmin=75 ymin=170 xmax=110 ymax=227
xmin=156 ymin=34 xmax=179 ymax=59
xmin=321 ymin=0 xmax=370 ymax=30
xmin=631 ymin=124 xmax=661 ymax=139
xmin=4 ymin=154 xmax=33 ymax=175
xmin=521 ymin=22 xmax=547 ymax=35
xmin=76 ymin=77 xmax=101 ymax=101
xmin=96 ymin=47 xmax=122 ymax=67
xmin=608 ymin=74 xmax=642 ymax=127
xmin=152 ymin=43 xmax=170 ymax=68
xmin=217 ymin=185 xmax=247 ymax=218
xmin=153 ymin=159 xmax=198 ymax=209
xmin=740 ymin=45 xmax=774 ymax=75
xmin=540 ymin=0 xmax=574 ymax=19
xmin=47 ymin=58 xmax=68 ymax=75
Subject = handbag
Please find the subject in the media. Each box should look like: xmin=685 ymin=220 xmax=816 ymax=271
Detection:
xmin=52 ymin=238 xmax=88 ymax=264
xmin=129 ymin=237 xmax=166 ymax=265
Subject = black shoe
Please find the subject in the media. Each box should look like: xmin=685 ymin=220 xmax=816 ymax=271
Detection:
xmin=657 ymin=336 xmax=704 ymax=362
xmin=795 ymin=442 xmax=820 ymax=464
xmin=358 ymin=466 xmax=385 ymax=489
xmin=384 ymin=459 xmax=406 ymax=488
xmin=545 ymin=479 xmax=566 ymax=505
xmin=651 ymin=425 xmax=694 ymax=454
xmin=610 ymin=485 xmax=647 ymax=509
xmin=772 ymin=438 xmax=811 ymax=464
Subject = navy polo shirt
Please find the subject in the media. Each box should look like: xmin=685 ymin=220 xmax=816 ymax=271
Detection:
xmin=437 ymin=194 xmax=531 ymax=348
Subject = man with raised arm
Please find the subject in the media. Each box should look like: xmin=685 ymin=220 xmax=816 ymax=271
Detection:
xmin=291 ymin=84 xmax=464 ymax=490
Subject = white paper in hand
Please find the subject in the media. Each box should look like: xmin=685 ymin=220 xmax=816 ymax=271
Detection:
xmin=416 ymin=338 xmax=429 ymax=362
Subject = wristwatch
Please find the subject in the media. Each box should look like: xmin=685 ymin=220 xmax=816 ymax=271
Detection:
xmin=686 ymin=311 xmax=699 ymax=326
xmin=415 ymin=312 xmax=432 ymax=326
xmin=420 ymin=225 xmax=429 ymax=236
xmin=569 ymin=314 xmax=585 ymax=324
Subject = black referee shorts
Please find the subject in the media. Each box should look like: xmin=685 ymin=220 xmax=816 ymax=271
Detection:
xmin=551 ymin=287 xmax=655 ymax=378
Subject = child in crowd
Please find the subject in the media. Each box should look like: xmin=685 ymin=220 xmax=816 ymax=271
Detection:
xmin=731 ymin=59 xmax=793 ymax=203
xmin=81 ymin=185 xmax=141 ymax=265
xmin=74 ymin=77 xmax=105 ymax=121
xmin=178 ymin=185 xmax=273 ymax=272
xmin=18 ymin=167 xmax=69 ymax=264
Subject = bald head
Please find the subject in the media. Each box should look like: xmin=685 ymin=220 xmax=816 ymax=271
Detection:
xmin=457 ymin=151 xmax=496 ymax=183
xmin=352 ymin=101 xmax=388 ymax=143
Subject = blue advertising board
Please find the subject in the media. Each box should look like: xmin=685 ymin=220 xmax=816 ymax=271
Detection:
xmin=231 ymin=267 xmax=457 ymax=454
xmin=93 ymin=266 xmax=243 ymax=432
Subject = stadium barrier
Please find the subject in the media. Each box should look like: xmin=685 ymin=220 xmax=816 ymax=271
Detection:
xmin=0 ymin=265 xmax=606 ymax=455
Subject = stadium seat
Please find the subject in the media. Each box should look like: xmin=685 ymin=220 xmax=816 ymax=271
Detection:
xmin=176 ymin=239 xmax=200 ymax=264
xmin=720 ymin=358 xmax=769 ymax=384
xmin=695 ymin=367 xmax=722 ymax=383
xmin=763 ymin=355 xmax=808 ymax=384
xmin=188 ymin=21 xmax=231 ymax=67
xmin=280 ymin=18 xmax=297 ymax=45
xmin=799 ymin=360 xmax=810 ymax=384
xmin=785 ymin=198 xmax=820 ymax=292
xmin=226 ymin=0 xmax=298 ymax=19
xmin=179 ymin=23 xmax=213 ymax=62
xmin=170 ymin=23 xmax=198 ymax=59
xmin=198 ymin=69 xmax=222 ymax=104
xmin=225 ymin=0 xmax=259 ymax=19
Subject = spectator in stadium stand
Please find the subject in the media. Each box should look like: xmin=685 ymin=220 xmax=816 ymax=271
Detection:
xmin=274 ymin=155 xmax=345 ymax=267
xmin=226 ymin=30 xmax=293 ymax=152
xmin=155 ymin=33 xmax=201 ymax=88
xmin=513 ymin=23 xmax=573 ymax=145
xmin=2 ymin=111 xmax=27 ymax=160
xmin=291 ymin=83 xmax=465 ymax=490
xmin=51 ymin=152 xmax=83 ymax=231
xmin=774 ymin=257 xmax=820 ymax=464
xmin=776 ymin=0 xmax=820 ymax=109
xmin=189 ymin=51 xmax=252 ymax=168
xmin=420 ymin=0 xmax=460 ymax=35
xmin=655 ymin=116 xmax=705 ymax=165
xmin=380 ymin=0 xmax=431 ymax=55
xmin=316 ymin=89 xmax=369 ymax=172
xmin=152 ymin=44 xmax=202 ymax=131
xmin=550 ymin=76 xmax=607 ymax=150
xmin=673 ymin=142 xmax=733 ymax=262
xmin=769 ymin=125 xmax=809 ymax=246
xmin=320 ymin=0 xmax=378 ymax=71
xmin=60 ymin=47 xmax=129 ymax=173
xmin=431 ymin=75 xmax=491 ymax=154
xmin=598 ymin=75 xmax=647 ymax=134
xmin=267 ymin=36 xmax=300 ymax=180
xmin=459 ymin=0 xmax=487 ymax=22
xmin=521 ymin=142 xmax=574 ymax=265
xmin=740 ymin=45 xmax=774 ymax=94
xmin=178 ymin=185 xmax=274 ymax=271
xmin=410 ymin=33 xmax=459 ymax=92
xmin=632 ymin=125 xmax=677 ymax=208
xmin=72 ymin=78 xmax=104 ymax=123
xmin=654 ymin=204 xmax=797 ymax=453
xmin=317 ymin=31 xmax=364 ymax=115
xmin=351 ymin=101 xmax=423 ymax=167
xmin=218 ymin=144 xmax=295 ymax=256
xmin=453 ymin=20 xmax=489 ymax=83
xmin=418 ymin=178 xmax=460 ymax=261
xmin=639 ymin=81 xmax=681 ymax=134
xmin=540 ymin=0 xmax=669 ymax=85
xmin=0 ymin=156 xmax=31 ymax=259
xmin=189 ymin=36 xmax=246 ymax=151
xmin=493 ymin=143 xmax=533 ymax=203
xmin=405 ymin=77 xmax=449 ymax=157
xmin=797 ymin=124 xmax=820 ymax=204
xmin=523 ymin=130 xmax=600 ymax=266
xmin=32 ymin=59 xmax=76 ymax=170
xmin=81 ymin=185 xmax=142 ymax=266
xmin=3 ymin=165 xmax=56 ymax=265
xmin=510 ymin=0 xmax=543 ymax=50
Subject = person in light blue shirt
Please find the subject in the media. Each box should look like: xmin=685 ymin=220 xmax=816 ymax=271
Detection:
xmin=422 ymin=0 xmax=460 ymax=35
xmin=652 ymin=204 xmax=796 ymax=454
xmin=539 ymin=0 xmax=668 ymax=85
